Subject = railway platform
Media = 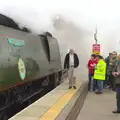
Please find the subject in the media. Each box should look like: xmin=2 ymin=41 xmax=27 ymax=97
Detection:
xmin=9 ymin=72 xmax=88 ymax=120
xmin=77 ymin=90 xmax=120 ymax=120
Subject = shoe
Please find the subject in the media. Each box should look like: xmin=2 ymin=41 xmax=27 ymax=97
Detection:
xmin=110 ymin=89 xmax=114 ymax=92
xmin=95 ymin=91 xmax=102 ymax=94
xmin=69 ymin=86 xmax=72 ymax=89
xmin=113 ymin=110 xmax=120 ymax=113
xmin=104 ymin=85 xmax=107 ymax=88
xmin=93 ymin=88 xmax=96 ymax=92
xmin=106 ymin=86 xmax=110 ymax=89
xmin=112 ymin=89 xmax=115 ymax=92
xmin=95 ymin=91 xmax=98 ymax=94
xmin=104 ymin=85 xmax=109 ymax=89
xmin=73 ymin=86 xmax=76 ymax=89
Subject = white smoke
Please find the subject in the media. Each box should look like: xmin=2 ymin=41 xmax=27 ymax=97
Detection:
xmin=0 ymin=0 xmax=120 ymax=75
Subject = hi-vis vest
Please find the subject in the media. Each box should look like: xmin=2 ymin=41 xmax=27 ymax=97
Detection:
xmin=94 ymin=59 xmax=106 ymax=80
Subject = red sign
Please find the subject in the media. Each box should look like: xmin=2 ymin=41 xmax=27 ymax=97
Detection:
xmin=92 ymin=44 xmax=100 ymax=54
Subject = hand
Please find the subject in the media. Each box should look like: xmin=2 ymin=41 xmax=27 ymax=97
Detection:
xmin=109 ymin=63 xmax=112 ymax=65
xmin=116 ymin=72 xmax=120 ymax=76
xmin=112 ymin=72 xmax=119 ymax=76
xmin=112 ymin=72 xmax=116 ymax=76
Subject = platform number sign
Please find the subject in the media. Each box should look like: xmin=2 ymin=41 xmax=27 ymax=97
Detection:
xmin=18 ymin=58 xmax=26 ymax=80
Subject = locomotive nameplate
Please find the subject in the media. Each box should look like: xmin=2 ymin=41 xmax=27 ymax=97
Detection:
xmin=7 ymin=38 xmax=25 ymax=46
xmin=18 ymin=58 xmax=26 ymax=80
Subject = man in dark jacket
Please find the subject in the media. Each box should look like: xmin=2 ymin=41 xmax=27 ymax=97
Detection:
xmin=109 ymin=51 xmax=118 ymax=91
xmin=64 ymin=49 xmax=79 ymax=89
xmin=112 ymin=55 xmax=120 ymax=113
xmin=105 ymin=53 xmax=112 ymax=67
xmin=104 ymin=53 xmax=112 ymax=88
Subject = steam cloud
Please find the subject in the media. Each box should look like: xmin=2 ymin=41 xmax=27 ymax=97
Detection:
xmin=0 ymin=0 xmax=120 ymax=76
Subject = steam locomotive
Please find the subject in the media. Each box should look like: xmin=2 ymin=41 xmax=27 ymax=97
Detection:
xmin=0 ymin=14 xmax=63 ymax=119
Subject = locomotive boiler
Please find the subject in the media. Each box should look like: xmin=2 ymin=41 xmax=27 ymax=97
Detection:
xmin=0 ymin=14 xmax=63 ymax=119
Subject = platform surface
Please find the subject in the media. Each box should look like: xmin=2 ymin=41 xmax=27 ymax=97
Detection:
xmin=77 ymin=90 xmax=120 ymax=120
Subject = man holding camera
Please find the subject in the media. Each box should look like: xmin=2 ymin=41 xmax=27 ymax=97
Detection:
xmin=112 ymin=55 xmax=120 ymax=113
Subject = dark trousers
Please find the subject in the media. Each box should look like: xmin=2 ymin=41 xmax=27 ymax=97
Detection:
xmin=104 ymin=79 xmax=108 ymax=87
xmin=104 ymin=67 xmax=111 ymax=87
xmin=93 ymin=79 xmax=97 ymax=91
xmin=104 ymin=76 xmax=111 ymax=88
xmin=109 ymin=74 xmax=115 ymax=90
xmin=104 ymin=72 xmax=109 ymax=87
xmin=116 ymin=90 xmax=120 ymax=111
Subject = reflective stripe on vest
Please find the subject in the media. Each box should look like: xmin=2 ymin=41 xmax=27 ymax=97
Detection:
xmin=94 ymin=73 xmax=105 ymax=76
xmin=94 ymin=73 xmax=106 ymax=80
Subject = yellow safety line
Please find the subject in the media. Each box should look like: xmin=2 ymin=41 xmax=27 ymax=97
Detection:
xmin=39 ymin=84 xmax=80 ymax=120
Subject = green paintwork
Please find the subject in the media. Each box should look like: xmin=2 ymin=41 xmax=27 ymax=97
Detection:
xmin=7 ymin=38 xmax=25 ymax=46
xmin=0 ymin=25 xmax=62 ymax=90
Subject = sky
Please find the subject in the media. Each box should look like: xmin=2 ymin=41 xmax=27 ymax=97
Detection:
xmin=0 ymin=0 xmax=120 ymax=61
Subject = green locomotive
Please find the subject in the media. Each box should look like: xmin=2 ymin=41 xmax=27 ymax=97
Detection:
xmin=0 ymin=14 xmax=63 ymax=119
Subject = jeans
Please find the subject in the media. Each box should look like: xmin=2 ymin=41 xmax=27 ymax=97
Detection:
xmin=93 ymin=79 xmax=97 ymax=91
xmin=88 ymin=73 xmax=93 ymax=91
xmin=97 ymin=81 xmax=103 ymax=92
xmin=116 ymin=91 xmax=120 ymax=111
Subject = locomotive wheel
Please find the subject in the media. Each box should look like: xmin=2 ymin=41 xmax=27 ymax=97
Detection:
xmin=0 ymin=111 xmax=8 ymax=120
xmin=49 ymin=73 xmax=59 ymax=89
xmin=52 ymin=73 xmax=59 ymax=88
xmin=0 ymin=91 xmax=11 ymax=108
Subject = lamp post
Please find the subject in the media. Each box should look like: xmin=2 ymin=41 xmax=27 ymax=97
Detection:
xmin=94 ymin=33 xmax=97 ymax=44
xmin=94 ymin=25 xmax=98 ymax=44
xmin=93 ymin=25 xmax=100 ymax=55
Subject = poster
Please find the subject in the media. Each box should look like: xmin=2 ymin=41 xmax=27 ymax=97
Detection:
xmin=92 ymin=44 xmax=100 ymax=55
